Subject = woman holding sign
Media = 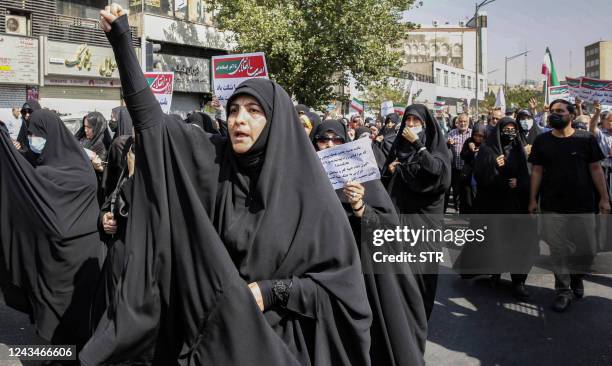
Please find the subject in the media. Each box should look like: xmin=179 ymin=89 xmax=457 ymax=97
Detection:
xmin=82 ymin=5 xmax=371 ymax=365
xmin=381 ymin=104 xmax=452 ymax=321
xmin=314 ymin=119 xmax=427 ymax=366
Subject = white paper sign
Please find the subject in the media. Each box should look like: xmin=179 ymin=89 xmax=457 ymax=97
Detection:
xmin=316 ymin=138 xmax=381 ymax=190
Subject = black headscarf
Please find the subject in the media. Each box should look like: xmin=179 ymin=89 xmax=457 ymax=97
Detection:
xmin=186 ymin=112 xmax=220 ymax=135
xmin=0 ymin=109 xmax=102 ymax=344
xmin=111 ymin=106 xmax=134 ymax=139
xmin=306 ymin=111 xmax=321 ymax=139
xmin=382 ymin=104 xmax=451 ymax=196
xmin=16 ymin=99 xmax=42 ymax=152
xmin=82 ymin=76 xmax=371 ymax=365
xmin=75 ymin=112 xmax=112 ymax=161
xmin=313 ymin=119 xmax=348 ymax=143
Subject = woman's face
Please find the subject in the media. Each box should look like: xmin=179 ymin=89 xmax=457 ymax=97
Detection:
xmin=316 ymin=131 xmax=344 ymax=151
xmin=84 ymin=118 xmax=94 ymax=140
xmin=405 ymin=115 xmax=423 ymax=128
xmin=473 ymin=133 xmax=484 ymax=144
xmin=228 ymin=95 xmax=267 ymax=154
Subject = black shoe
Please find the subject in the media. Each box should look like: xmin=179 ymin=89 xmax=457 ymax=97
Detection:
xmin=552 ymin=294 xmax=572 ymax=312
xmin=571 ymin=278 xmax=584 ymax=299
xmin=512 ymin=284 xmax=530 ymax=301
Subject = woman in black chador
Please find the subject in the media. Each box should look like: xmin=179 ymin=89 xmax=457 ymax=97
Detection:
xmin=81 ymin=7 xmax=372 ymax=365
xmin=314 ymin=120 xmax=427 ymax=366
xmin=456 ymin=118 xmax=537 ymax=300
xmin=381 ymin=104 xmax=452 ymax=320
xmin=0 ymin=109 xmax=104 ymax=348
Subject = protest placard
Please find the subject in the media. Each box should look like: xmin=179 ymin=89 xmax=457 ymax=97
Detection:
xmin=316 ymin=138 xmax=381 ymax=190
xmin=565 ymin=76 xmax=612 ymax=105
xmin=212 ymin=52 xmax=269 ymax=106
xmin=144 ymin=72 xmax=174 ymax=114
xmin=548 ymin=85 xmax=572 ymax=102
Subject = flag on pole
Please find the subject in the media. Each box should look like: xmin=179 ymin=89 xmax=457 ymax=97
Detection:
xmin=541 ymin=47 xmax=560 ymax=87
xmin=349 ymin=98 xmax=365 ymax=114
xmin=495 ymin=86 xmax=506 ymax=114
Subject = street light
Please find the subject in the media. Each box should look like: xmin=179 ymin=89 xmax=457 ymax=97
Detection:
xmin=505 ymin=50 xmax=531 ymax=91
xmin=473 ymin=0 xmax=495 ymax=118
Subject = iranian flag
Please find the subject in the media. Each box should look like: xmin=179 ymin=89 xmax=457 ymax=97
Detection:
xmin=350 ymin=98 xmax=365 ymax=114
xmin=541 ymin=47 xmax=560 ymax=87
xmin=394 ymin=103 xmax=405 ymax=116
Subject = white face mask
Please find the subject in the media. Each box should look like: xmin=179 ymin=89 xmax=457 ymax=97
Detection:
xmin=28 ymin=135 xmax=47 ymax=154
xmin=520 ymin=119 xmax=534 ymax=131
xmin=410 ymin=125 xmax=423 ymax=135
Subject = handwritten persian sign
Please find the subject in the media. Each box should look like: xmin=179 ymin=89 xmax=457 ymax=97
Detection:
xmin=316 ymin=138 xmax=381 ymax=190
xmin=144 ymin=72 xmax=174 ymax=114
xmin=212 ymin=52 xmax=269 ymax=106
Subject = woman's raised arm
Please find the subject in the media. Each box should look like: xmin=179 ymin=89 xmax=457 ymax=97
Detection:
xmin=100 ymin=5 xmax=162 ymax=130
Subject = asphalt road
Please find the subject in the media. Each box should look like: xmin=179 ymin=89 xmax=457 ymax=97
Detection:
xmin=2 ymin=271 xmax=612 ymax=366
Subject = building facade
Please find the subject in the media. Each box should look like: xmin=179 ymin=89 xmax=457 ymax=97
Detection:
xmin=398 ymin=13 xmax=489 ymax=112
xmin=585 ymin=41 xmax=612 ymax=80
xmin=0 ymin=0 xmax=232 ymax=119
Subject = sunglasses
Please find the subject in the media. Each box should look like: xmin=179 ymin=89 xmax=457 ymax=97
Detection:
xmin=316 ymin=136 xmax=344 ymax=143
xmin=21 ymin=109 xmax=33 ymax=115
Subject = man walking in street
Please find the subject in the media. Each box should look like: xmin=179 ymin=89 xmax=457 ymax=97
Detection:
xmin=528 ymin=99 xmax=611 ymax=312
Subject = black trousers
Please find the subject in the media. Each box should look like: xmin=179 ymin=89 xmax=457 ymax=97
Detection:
xmin=541 ymin=212 xmax=597 ymax=295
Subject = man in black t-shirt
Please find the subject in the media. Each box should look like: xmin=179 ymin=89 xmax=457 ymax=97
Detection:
xmin=528 ymin=99 xmax=611 ymax=312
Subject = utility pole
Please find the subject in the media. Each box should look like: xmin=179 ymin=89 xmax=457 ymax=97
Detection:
xmin=504 ymin=50 xmax=531 ymax=91
xmin=473 ymin=0 xmax=496 ymax=119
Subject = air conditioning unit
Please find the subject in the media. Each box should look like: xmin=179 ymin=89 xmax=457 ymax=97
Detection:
xmin=5 ymin=15 xmax=28 ymax=36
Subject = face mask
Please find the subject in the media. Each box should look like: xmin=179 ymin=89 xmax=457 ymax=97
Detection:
xmin=501 ymin=131 xmax=517 ymax=143
xmin=109 ymin=119 xmax=118 ymax=132
xmin=410 ymin=126 xmax=423 ymax=135
xmin=28 ymin=136 xmax=46 ymax=154
xmin=520 ymin=119 xmax=533 ymax=131
xmin=549 ymin=113 xmax=570 ymax=129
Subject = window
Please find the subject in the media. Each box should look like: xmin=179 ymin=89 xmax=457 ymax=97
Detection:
xmin=435 ymin=68 xmax=441 ymax=85
xmin=57 ymin=0 xmax=109 ymax=19
xmin=461 ymin=75 xmax=466 ymax=88
xmin=444 ymin=70 xmax=449 ymax=87
xmin=451 ymin=72 xmax=456 ymax=87
xmin=467 ymin=76 xmax=472 ymax=89
xmin=479 ymin=79 xmax=484 ymax=92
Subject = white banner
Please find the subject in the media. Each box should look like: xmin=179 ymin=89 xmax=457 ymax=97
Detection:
xmin=316 ymin=138 xmax=381 ymax=190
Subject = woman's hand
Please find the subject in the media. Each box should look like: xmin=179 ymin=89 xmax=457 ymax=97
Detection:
xmin=91 ymin=154 xmax=104 ymax=172
xmin=495 ymin=155 xmax=505 ymax=168
xmin=11 ymin=140 xmax=21 ymax=150
xmin=343 ymin=181 xmax=365 ymax=217
xmin=468 ymin=142 xmax=476 ymax=152
xmin=248 ymin=282 xmax=264 ymax=312
xmin=102 ymin=212 xmax=117 ymax=235
xmin=402 ymin=127 xmax=418 ymax=143
xmin=388 ymin=159 xmax=400 ymax=174
xmin=508 ymin=178 xmax=517 ymax=189
xmin=99 ymin=3 xmax=127 ymax=32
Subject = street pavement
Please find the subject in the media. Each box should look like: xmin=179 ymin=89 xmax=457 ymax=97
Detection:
xmin=1 ymin=270 xmax=612 ymax=365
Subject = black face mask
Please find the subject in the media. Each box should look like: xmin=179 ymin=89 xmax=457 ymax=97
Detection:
xmin=109 ymin=119 xmax=118 ymax=132
xmin=501 ymin=130 xmax=517 ymax=144
xmin=549 ymin=113 xmax=570 ymax=129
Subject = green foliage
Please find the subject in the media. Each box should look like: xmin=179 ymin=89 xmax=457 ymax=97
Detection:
xmin=362 ymin=79 xmax=407 ymax=112
xmin=213 ymin=0 xmax=418 ymax=108
xmin=482 ymin=87 xmax=545 ymax=112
